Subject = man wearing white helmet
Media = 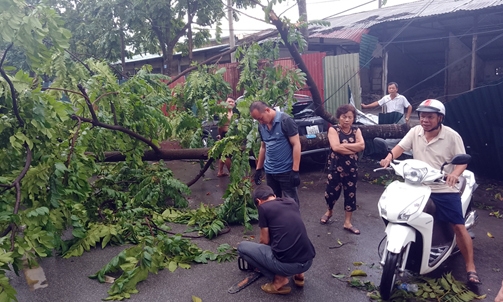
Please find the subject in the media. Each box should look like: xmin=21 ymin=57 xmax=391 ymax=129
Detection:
xmin=379 ymin=99 xmax=480 ymax=285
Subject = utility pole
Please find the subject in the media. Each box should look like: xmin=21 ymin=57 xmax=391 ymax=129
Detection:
xmin=227 ymin=0 xmax=235 ymax=62
xmin=378 ymin=0 xmax=382 ymax=8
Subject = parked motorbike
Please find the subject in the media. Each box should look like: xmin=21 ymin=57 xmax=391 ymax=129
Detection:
xmin=374 ymin=154 xmax=478 ymax=300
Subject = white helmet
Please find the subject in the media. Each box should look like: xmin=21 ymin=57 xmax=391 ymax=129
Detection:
xmin=416 ymin=99 xmax=445 ymax=116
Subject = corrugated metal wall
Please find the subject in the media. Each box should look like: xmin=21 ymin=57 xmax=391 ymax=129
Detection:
xmin=270 ymin=52 xmax=326 ymax=98
xmin=323 ymin=54 xmax=361 ymax=114
xmin=444 ymin=80 xmax=503 ymax=180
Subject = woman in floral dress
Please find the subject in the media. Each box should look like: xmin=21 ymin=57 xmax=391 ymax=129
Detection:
xmin=320 ymin=104 xmax=365 ymax=235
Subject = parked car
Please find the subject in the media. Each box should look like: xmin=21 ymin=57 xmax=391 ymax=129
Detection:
xmin=202 ymin=94 xmax=330 ymax=163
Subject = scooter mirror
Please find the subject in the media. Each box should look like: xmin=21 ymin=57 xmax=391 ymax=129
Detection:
xmin=450 ymin=154 xmax=472 ymax=165
xmin=440 ymin=154 xmax=471 ymax=173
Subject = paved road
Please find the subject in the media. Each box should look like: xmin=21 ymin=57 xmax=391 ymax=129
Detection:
xmin=11 ymin=159 xmax=503 ymax=301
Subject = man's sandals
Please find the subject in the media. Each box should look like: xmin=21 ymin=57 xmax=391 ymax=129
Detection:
xmin=467 ymin=271 xmax=482 ymax=285
xmin=261 ymin=282 xmax=291 ymax=295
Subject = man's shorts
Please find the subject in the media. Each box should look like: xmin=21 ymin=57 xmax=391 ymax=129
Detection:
xmin=429 ymin=193 xmax=465 ymax=225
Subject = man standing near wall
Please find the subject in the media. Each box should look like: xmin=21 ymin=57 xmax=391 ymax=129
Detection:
xmin=362 ymin=82 xmax=412 ymax=124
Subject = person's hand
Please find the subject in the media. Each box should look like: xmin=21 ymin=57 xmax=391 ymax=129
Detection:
xmin=445 ymin=173 xmax=459 ymax=187
xmin=290 ymin=170 xmax=300 ymax=187
xmin=380 ymin=158 xmax=391 ymax=168
xmin=254 ymin=168 xmax=263 ymax=185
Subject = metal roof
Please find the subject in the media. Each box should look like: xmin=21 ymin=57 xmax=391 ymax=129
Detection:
xmin=123 ymin=44 xmax=229 ymax=63
xmin=311 ymin=0 xmax=503 ymax=39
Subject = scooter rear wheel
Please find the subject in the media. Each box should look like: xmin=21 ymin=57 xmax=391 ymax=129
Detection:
xmin=379 ymin=251 xmax=400 ymax=300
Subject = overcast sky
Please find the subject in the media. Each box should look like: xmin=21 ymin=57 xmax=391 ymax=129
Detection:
xmin=216 ymin=0 xmax=419 ymax=38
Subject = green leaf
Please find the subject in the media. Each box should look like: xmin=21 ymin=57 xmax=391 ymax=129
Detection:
xmin=168 ymin=261 xmax=177 ymax=272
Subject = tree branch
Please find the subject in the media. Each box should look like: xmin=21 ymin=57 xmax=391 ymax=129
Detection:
xmin=77 ymin=84 xmax=99 ymax=122
xmin=266 ymin=8 xmax=337 ymax=124
xmin=71 ymin=115 xmax=162 ymax=154
xmin=44 ymin=87 xmax=85 ymax=98
xmin=0 ymin=43 xmax=24 ymax=127
xmin=92 ymin=92 xmax=119 ymax=105
xmin=186 ymin=158 xmax=215 ymax=187
xmin=65 ymin=49 xmax=95 ymax=76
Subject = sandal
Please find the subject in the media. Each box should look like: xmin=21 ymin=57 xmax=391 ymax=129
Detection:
xmin=467 ymin=271 xmax=482 ymax=285
xmin=217 ymin=172 xmax=229 ymax=177
xmin=320 ymin=214 xmax=332 ymax=224
xmin=261 ymin=282 xmax=291 ymax=295
xmin=293 ymin=275 xmax=305 ymax=287
xmin=343 ymin=226 xmax=360 ymax=235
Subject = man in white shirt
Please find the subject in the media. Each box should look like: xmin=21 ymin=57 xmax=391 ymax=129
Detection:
xmin=380 ymin=99 xmax=480 ymax=286
xmin=362 ymin=82 xmax=412 ymax=124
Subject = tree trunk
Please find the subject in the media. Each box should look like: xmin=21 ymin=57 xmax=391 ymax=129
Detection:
xmin=101 ymin=124 xmax=408 ymax=162
xmin=297 ymin=0 xmax=309 ymax=52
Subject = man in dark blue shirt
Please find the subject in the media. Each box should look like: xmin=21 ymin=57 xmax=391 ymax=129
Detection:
xmin=238 ymin=185 xmax=316 ymax=294
xmin=250 ymin=101 xmax=301 ymax=204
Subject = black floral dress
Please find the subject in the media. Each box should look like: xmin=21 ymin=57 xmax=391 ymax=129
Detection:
xmin=324 ymin=125 xmax=359 ymax=212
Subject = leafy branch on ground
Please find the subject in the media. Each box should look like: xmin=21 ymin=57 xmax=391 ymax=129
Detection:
xmin=333 ymin=266 xmax=485 ymax=302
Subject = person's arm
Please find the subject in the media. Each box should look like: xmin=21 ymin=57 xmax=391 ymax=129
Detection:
xmin=405 ymin=105 xmax=412 ymax=122
xmin=380 ymin=145 xmax=405 ymax=167
xmin=343 ymin=129 xmax=365 ymax=153
xmin=361 ymin=101 xmax=379 ymax=109
xmin=328 ymin=127 xmax=354 ymax=154
xmin=288 ymin=134 xmax=301 ymax=171
xmin=259 ymin=227 xmax=269 ymax=245
xmin=256 ymin=141 xmax=266 ymax=170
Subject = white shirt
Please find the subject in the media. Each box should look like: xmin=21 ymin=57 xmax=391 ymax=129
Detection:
xmin=378 ymin=94 xmax=411 ymax=114
xmin=398 ymin=125 xmax=466 ymax=193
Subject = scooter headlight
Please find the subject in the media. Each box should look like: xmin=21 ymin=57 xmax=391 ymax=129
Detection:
xmin=403 ymin=164 xmax=428 ymax=184
xmin=398 ymin=196 xmax=425 ymax=221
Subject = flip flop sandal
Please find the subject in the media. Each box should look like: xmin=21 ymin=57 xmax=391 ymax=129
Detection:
xmin=293 ymin=275 xmax=305 ymax=287
xmin=320 ymin=214 xmax=332 ymax=224
xmin=261 ymin=282 xmax=291 ymax=295
xmin=467 ymin=271 xmax=482 ymax=285
xmin=343 ymin=226 xmax=360 ymax=235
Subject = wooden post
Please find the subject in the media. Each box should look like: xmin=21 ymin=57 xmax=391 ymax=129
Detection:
xmin=470 ymin=15 xmax=478 ymax=90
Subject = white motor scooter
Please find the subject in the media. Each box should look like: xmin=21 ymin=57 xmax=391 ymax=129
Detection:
xmin=374 ymin=154 xmax=478 ymax=300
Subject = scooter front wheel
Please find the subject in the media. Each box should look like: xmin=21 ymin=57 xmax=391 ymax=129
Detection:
xmin=379 ymin=251 xmax=400 ymax=300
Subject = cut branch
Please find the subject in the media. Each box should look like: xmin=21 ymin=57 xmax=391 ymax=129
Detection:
xmin=77 ymin=84 xmax=99 ymax=122
xmin=0 ymin=43 xmax=24 ymax=127
xmin=186 ymin=158 xmax=215 ymax=187
xmin=72 ymin=115 xmax=162 ymax=154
